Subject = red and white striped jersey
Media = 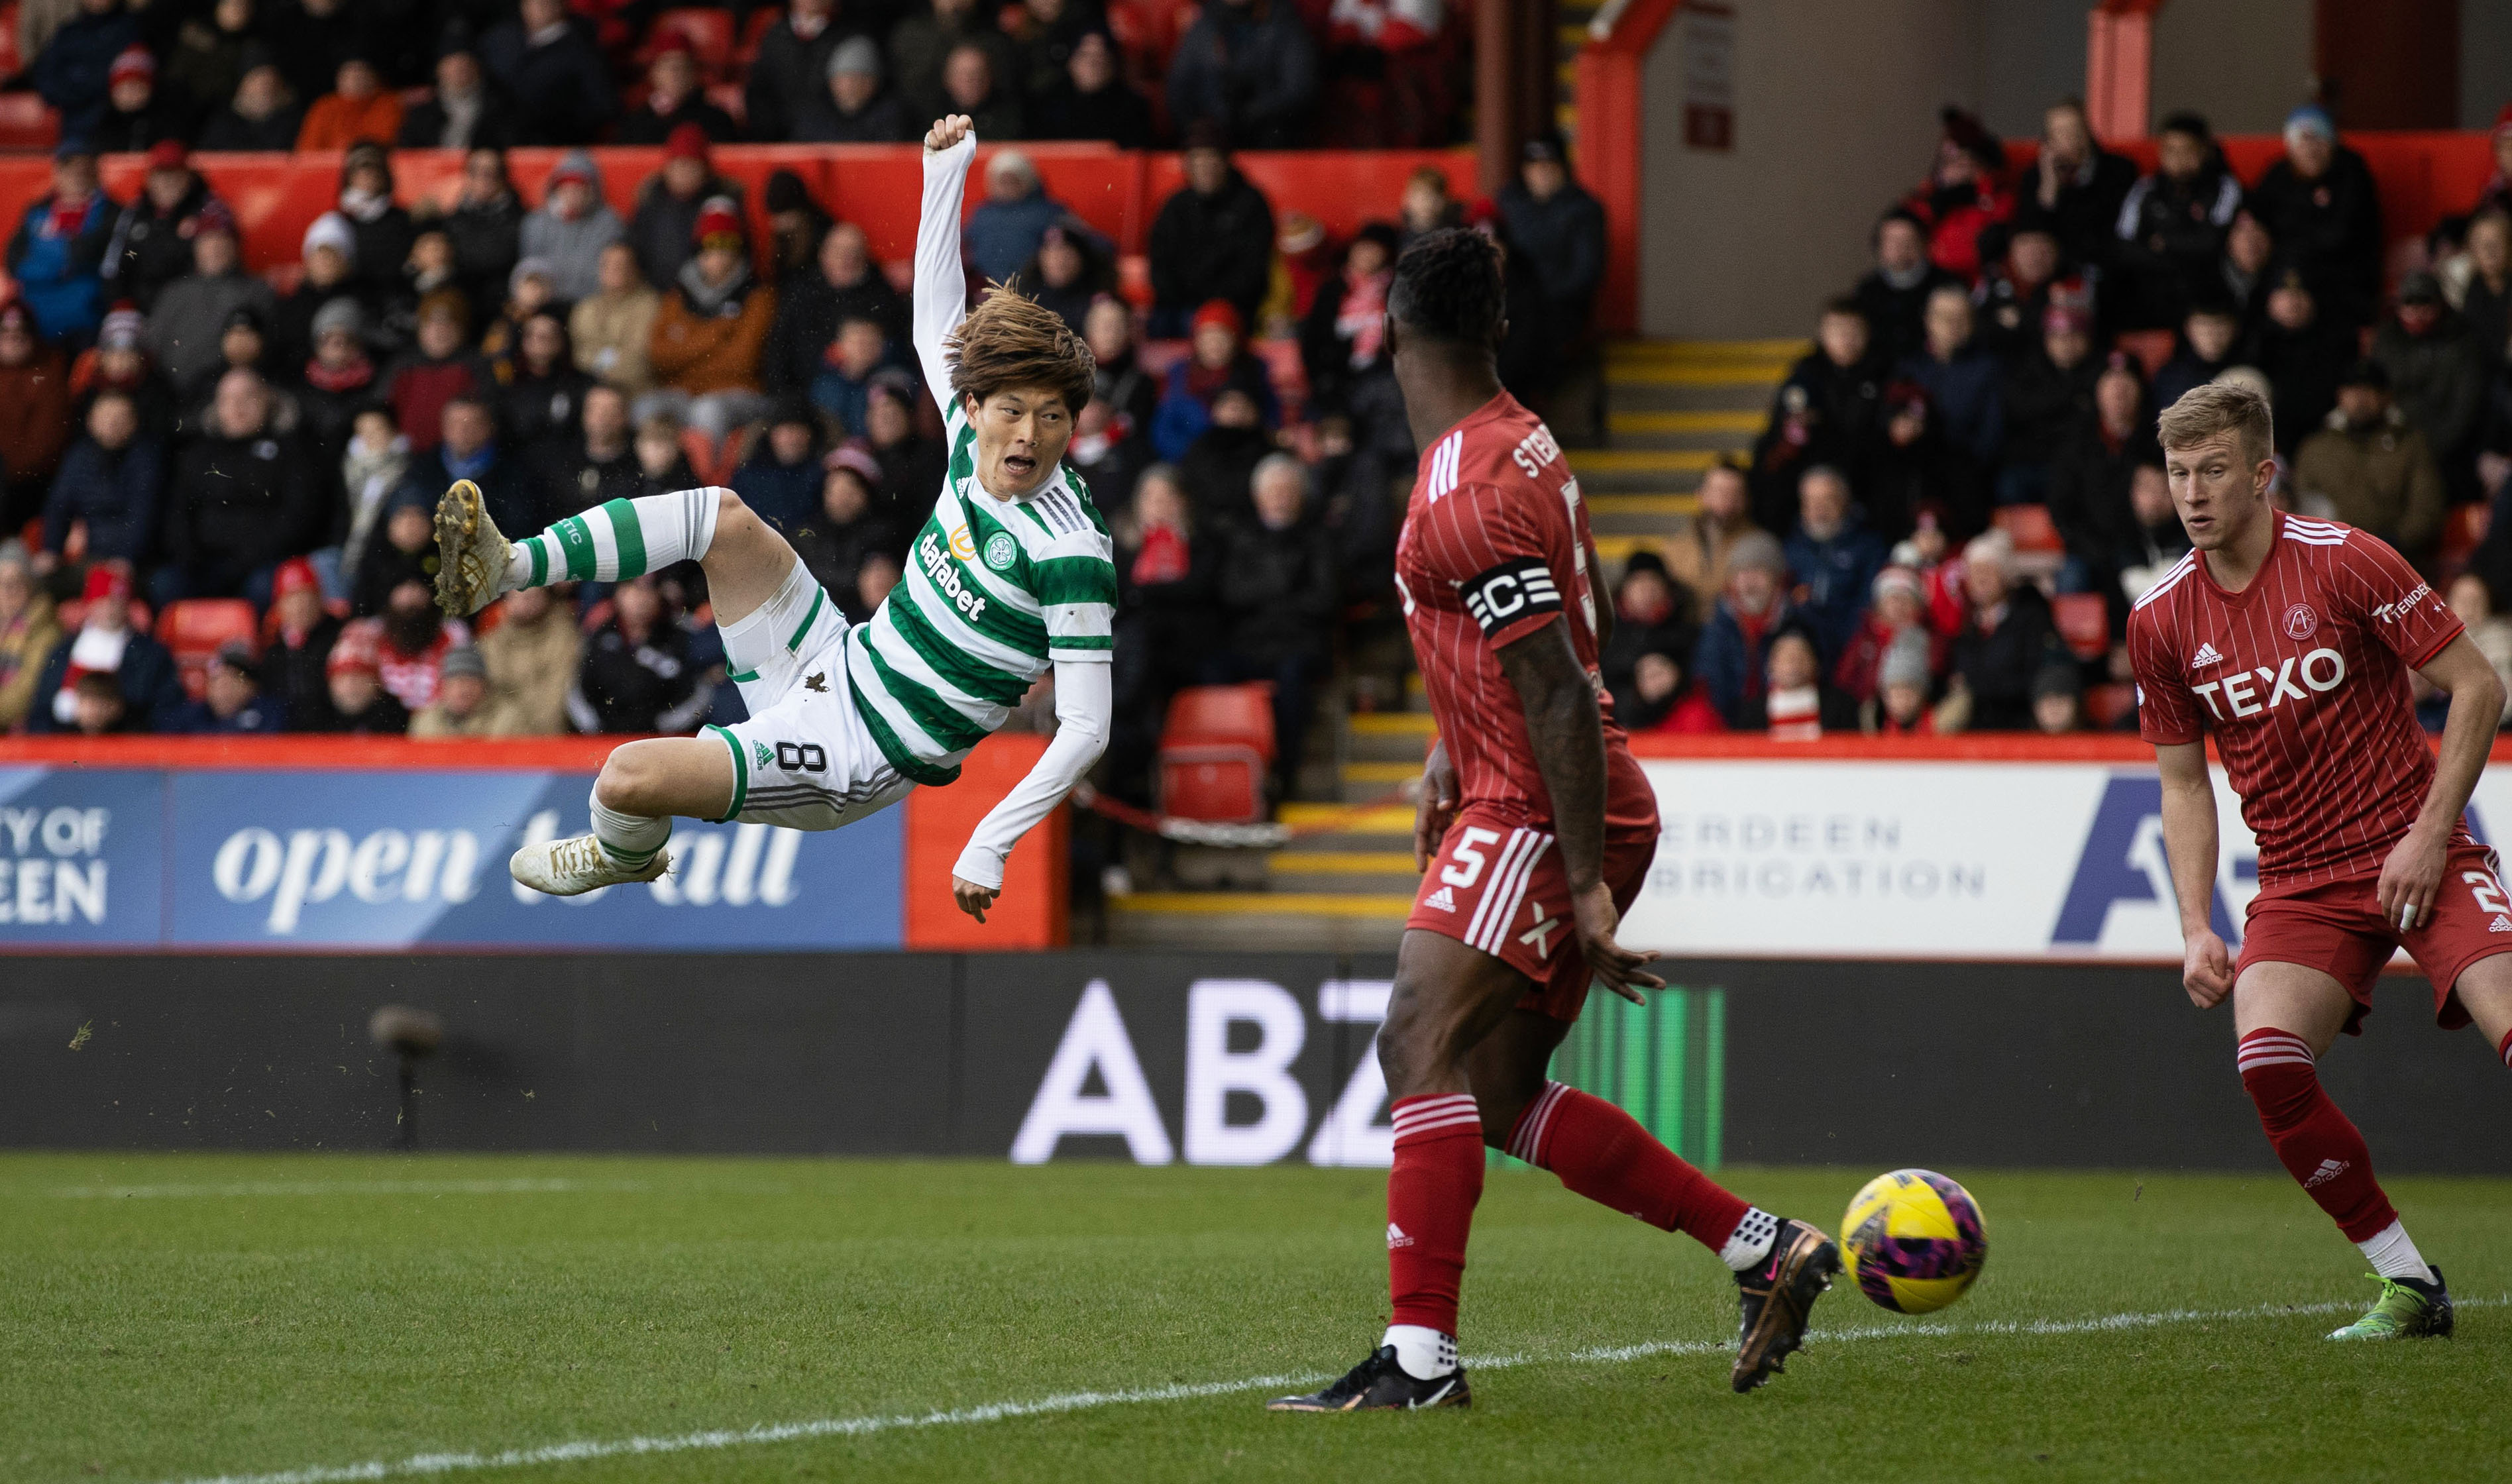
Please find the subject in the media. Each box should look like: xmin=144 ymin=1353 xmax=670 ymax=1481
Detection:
xmin=2127 ymin=509 xmax=2465 ymax=888
xmin=1393 ymin=391 xmax=1655 ymax=835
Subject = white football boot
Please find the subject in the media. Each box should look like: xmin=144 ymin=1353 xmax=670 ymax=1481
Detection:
xmin=433 ymin=478 xmax=512 ymax=617
xmin=510 ymin=834 xmax=671 ymax=896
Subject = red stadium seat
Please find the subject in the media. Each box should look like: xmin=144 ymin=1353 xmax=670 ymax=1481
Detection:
xmin=0 ymin=3 xmax=21 ymax=78
xmin=734 ymin=7 xmax=781 ymax=69
xmin=2116 ymin=329 xmax=2175 ymax=380
xmin=2085 ymin=682 xmax=2138 ymax=730
xmin=0 ymin=93 xmax=59 ymax=151
xmin=159 ymin=599 xmax=260 ymax=701
xmin=642 ymin=8 xmax=737 ymax=78
xmin=1993 ymin=504 xmax=2063 ymax=554
xmin=2051 ymin=592 xmax=2110 ymax=661
xmin=1159 ymin=682 xmax=1276 ymax=823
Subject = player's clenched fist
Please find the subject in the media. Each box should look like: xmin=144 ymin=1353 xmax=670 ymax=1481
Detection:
xmin=926 ymin=115 xmax=974 ymax=152
xmin=2182 ymin=929 xmax=2232 ymax=1008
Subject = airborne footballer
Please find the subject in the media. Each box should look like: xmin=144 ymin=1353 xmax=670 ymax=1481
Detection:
xmin=432 ymin=115 xmax=1116 ymax=917
xmin=2133 ymin=381 xmax=2512 ymax=1340
xmin=1270 ymin=231 xmax=1839 ymax=1412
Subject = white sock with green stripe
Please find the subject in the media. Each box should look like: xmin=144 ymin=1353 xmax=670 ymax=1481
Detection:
xmin=506 ymin=488 xmax=725 ymax=590
xmin=588 ymin=788 xmax=671 ymax=870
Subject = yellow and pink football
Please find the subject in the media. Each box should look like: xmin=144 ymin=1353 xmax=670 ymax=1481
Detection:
xmin=1840 ymin=1169 xmax=1988 ymax=1314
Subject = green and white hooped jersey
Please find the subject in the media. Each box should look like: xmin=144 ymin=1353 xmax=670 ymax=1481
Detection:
xmin=845 ymin=403 xmax=1118 ymax=787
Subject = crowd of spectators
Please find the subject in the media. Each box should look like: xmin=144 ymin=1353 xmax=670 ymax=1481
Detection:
xmin=0 ymin=68 xmax=1610 ymax=810
xmin=11 ymin=0 xmax=1467 ymax=154
xmin=1609 ymin=98 xmax=2512 ymax=739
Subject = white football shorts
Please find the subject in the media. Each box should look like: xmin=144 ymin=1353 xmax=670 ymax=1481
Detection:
xmin=703 ymin=562 xmax=914 ymax=831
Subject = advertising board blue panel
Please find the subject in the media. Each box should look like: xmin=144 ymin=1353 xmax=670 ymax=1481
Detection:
xmin=0 ymin=767 xmax=901 ymax=950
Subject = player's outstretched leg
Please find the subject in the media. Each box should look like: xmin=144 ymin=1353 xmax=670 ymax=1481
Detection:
xmin=2232 ymin=964 xmax=2450 ymax=1340
xmin=435 ymin=480 xmax=727 ymax=618
xmin=1470 ymin=1013 xmax=1839 ymax=1392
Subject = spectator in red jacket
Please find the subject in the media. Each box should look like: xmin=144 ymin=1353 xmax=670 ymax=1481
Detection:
xmin=385 ymin=292 xmax=490 ymax=455
xmin=1905 ymin=106 xmax=2013 ymax=283
xmin=1833 ymin=562 xmax=1941 ymax=704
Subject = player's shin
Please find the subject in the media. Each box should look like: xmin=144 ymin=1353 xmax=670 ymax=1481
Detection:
xmin=1384 ymin=1093 xmax=1483 ymax=1377
xmin=2236 ymin=1029 xmax=2413 ymax=1257
xmin=1505 ymin=1080 xmax=1763 ymax=1261
xmin=506 ymin=488 xmax=724 ymax=590
xmin=590 ymin=784 xmax=673 ymax=871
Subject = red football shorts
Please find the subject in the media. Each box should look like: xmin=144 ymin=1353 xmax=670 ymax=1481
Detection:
xmin=1407 ymin=804 xmax=1660 ymax=1020
xmin=2235 ymin=842 xmax=2512 ymax=1034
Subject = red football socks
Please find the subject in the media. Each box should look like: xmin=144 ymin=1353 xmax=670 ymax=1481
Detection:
xmin=1507 ymin=1080 xmax=1749 ymax=1253
xmin=2237 ymin=1028 xmax=2397 ymax=1242
xmin=1386 ymin=1094 xmax=1486 ymax=1335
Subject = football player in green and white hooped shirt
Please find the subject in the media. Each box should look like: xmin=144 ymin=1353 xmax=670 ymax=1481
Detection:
xmin=430 ymin=113 xmax=1117 ymax=922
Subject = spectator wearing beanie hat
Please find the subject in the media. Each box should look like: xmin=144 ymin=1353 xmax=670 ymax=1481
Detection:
xmin=2031 ymin=660 xmax=2084 ymax=735
xmin=298 ymin=297 xmax=377 ymax=458
xmin=297 ymin=50 xmax=404 ymax=150
xmin=479 ymin=0 xmax=617 ymax=146
xmin=2246 ymin=103 xmax=2383 ymax=330
xmin=42 ymin=386 xmax=162 ymax=574
xmin=631 ymin=123 xmax=745 ymax=290
xmin=0 ymin=299 xmax=75 ymax=530
xmin=614 ymin=32 xmax=739 ymax=146
xmin=306 ymin=621 xmax=411 ymax=735
xmin=963 ymin=150 xmax=1070 ymax=286
xmin=76 ymin=303 xmax=178 ymax=434
xmin=26 ymin=564 xmax=184 ymax=734
xmin=1863 ymin=627 xmax=1938 ymax=736
xmin=2371 ymin=269 xmax=2487 ymax=492
xmin=1833 ymin=562 xmax=1942 ymax=705
xmin=1152 ymin=299 xmax=1276 ymax=461
xmin=145 ymin=199 xmax=273 ymax=393
xmin=335 ymin=142 xmax=417 ymax=313
xmin=410 ymin=645 xmax=496 ymax=739
xmin=30 ymin=0 xmax=140 ymax=144
xmin=1619 ymin=644 xmax=1725 ymax=735
xmin=647 ymin=197 xmax=776 ymax=442
xmin=1600 ymin=555 xmax=1698 ymax=717
xmin=522 ymin=152 xmax=628 ymax=307
xmin=97 ymin=44 xmax=183 ymax=154
xmin=1693 ymin=528 xmax=1798 ymax=729
xmin=260 ymin=555 xmax=345 ymax=727
xmin=272 ymin=211 xmax=363 ymax=374
xmin=800 ymin=34 xmax=912 ymax=144
xmin=102 ymin=140 xmax=221 ymax=313
xmin=173 ymin=639 xmax=285 ymax=733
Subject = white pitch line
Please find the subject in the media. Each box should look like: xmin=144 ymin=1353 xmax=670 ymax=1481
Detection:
xmin=150 ymin=1292 xmax=2504 ymax=1484
xmin=42 ymin=1179 xmax=647 ymax=1200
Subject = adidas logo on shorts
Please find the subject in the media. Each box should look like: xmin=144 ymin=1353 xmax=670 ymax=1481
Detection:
xmin=1423 ymin=886 xmax=1456 ymax=912
xmin=2491 ymin=915 xmax=2512 ymax=933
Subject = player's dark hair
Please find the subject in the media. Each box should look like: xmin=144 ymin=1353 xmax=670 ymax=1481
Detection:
xmin=1389 ymin=227 xmax=1505 ymax=348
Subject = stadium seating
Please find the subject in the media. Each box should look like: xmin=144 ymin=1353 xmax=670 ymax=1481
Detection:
xmin=158 ymin=599 xmax=260 ymax=701
xmin=639 ymin=9 xmax=739 ymax=80
xmin=1158 ymin=683 xmax=1276 ymax=823
xmin=2051 ymin=592 xmax=2110 ymax=663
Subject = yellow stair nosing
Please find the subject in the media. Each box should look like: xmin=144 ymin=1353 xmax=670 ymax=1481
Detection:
xmin=1113 ymin=892 xmax=1417 ymax=919
xmin=1348 ymin=712 xmax=1438 ymax=736
xmin=1608 ymin=338 xmax=1811 ymax=359
xmin=1608 ymin=409 xmax=1765 ymax=433
xmin=1342 ymin=761 xmax=1423 ymax=784
xmin=1569 ymin=449 xmax=1722 ymax=472
xmin=1278 ymin=803 xmax=1414 ymax=833
xmin=1269 ymin=851 xmax=1421 ymax=873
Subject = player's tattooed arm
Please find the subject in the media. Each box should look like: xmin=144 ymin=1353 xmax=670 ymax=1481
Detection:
xmin=2388 ymin=632 xmax=2508 ymax=931
xmin=1496 ymin=617 xmax=1663 ymax=1000
xmin=2152 ymin=739 xmax=2230 ymax=1008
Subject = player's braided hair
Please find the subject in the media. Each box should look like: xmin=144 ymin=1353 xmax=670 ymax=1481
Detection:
xmin=947 ymin=278 xmax=1096 ymax=413
xmin=1389 ymin=227 xmax=1505 ymax=348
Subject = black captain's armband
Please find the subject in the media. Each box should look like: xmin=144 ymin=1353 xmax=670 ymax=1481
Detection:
xmin=1458 ymin=556 xmax=1562 ymax=636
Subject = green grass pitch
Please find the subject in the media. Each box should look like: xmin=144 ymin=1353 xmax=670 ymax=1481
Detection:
xmin=4 ymin=1155 xmax=2509 ymax=1483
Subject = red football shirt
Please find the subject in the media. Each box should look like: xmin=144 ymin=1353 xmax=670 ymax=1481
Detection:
xmin=1393 ymin=392 xmax=1657 ymax=837
xmin=2127 ymin=509 xmax=2464 ymax=888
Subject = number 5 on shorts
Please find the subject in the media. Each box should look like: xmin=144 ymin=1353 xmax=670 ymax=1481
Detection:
xmin=1443 ymin=827 xmax=1501 ymax=888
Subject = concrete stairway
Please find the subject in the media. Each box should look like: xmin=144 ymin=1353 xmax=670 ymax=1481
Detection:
xmin=1098 ymin=339 xmax=1788 ymax=951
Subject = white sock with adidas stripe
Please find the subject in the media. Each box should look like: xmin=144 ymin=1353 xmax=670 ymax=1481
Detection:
xmin=589 ymin=786 xmax=671 ymax=870
xmin=506 ymin=488 xmax=724 ymax=590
